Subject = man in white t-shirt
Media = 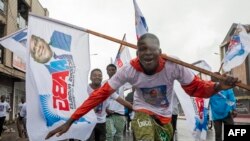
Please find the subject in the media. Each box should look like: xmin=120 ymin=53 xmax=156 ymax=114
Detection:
xmin=46 ymin=33 xmax=239 ymax=141
xmin=0 ymin=95 xmax=11 ymax=139
xmin=86 ymin=68 xmax=132 ymax=141
xmin=17 ymin=96 xmax=25 ymax=138
xmin=19 ymin=102 xmax=28 ymax=138
xmin=105 ymin=64 xmax=126 ymax=141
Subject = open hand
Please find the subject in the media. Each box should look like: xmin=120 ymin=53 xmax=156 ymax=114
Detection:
xmin=45 ymin=119 xmax=74 ymax=140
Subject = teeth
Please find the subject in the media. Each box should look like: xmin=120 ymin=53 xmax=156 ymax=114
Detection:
xmin=144 ymin=60 xmax=152 ymax=64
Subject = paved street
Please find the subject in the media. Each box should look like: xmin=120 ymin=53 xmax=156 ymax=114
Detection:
xmin=2 ymin=117 xmax=250 ymax=141
xmin=176 ymin=119 xmax=214 ymax=141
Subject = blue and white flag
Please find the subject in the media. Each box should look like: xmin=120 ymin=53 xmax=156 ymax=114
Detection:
xmin=222 ymin=24 xmax=250 ymax=72
xmin=0 ymin=28 xmax=27 ymax=60
xmin=26 ymin=14 xmax=96 ymax=141
xmin=133 ymin=0 xmax=148 ymax=39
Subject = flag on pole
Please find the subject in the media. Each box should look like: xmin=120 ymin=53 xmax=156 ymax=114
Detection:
xmin=0 ymin=28 xmax=27 ymax=60
xmin=114 ymin=34 xmax=132 ymax=69
xmin=174 ymin=60 xmax=211 ymax=141
xmin=133 ymin=0 xmax=148 ymax=39
xmin=222 ymin=24 xmax=250 ymax=72
xmin=114 ymin=34 xmax=132 ymax=89
xmin=26 ymin=14 xmax=96 ymax=141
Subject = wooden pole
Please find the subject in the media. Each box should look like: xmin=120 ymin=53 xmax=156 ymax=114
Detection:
xmin=218 ymin=63 xmax=224 ymax=73
xmin=85 ymin=29 xmax=250 ymax=91
xmin=116 ymin=34 xmax=127 ymax=56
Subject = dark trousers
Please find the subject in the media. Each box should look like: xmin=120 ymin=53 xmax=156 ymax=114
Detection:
xmin=87 ymin=122 xmax=106 ymax=141
xmin=171 ymin=115 xmax=178 ymax=141
xmin=0 ymin=116 xmax=6 ymax=136
xmin=214 ymin=113 xmax=234 ymax=141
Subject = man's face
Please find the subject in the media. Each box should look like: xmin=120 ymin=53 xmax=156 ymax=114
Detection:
xmin=137 ymin=38 xmax=161 ymax=73
xmin=107 ymin=66 xmax=117 ymax=78
xmin=1 ymin=96 xmax=5 ymax=102
xmin=30 ymin=35 xmax=53 ymax=63
xmin=90 ymin=70 xmax=102 ymax=86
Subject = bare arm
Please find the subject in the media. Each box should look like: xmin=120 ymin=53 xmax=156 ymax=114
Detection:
xmin=116 ymin=97 xmax=133 ymax=110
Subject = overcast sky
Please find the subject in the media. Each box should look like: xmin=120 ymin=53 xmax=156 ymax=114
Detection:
xmin=39 ymin=0 xmax=250 ymax=79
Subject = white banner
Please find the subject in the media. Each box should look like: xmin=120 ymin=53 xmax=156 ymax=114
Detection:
xmin=26 ymin=14 xmax=96 ymax=141
xmin=0 ymin=28 xmax=27 ymax=60
xmin=174 ymin=60 xmax=211 ymax=141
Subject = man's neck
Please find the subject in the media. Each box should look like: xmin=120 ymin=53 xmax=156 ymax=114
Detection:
xmin=140 ymin=63 xmax=158 ymax=75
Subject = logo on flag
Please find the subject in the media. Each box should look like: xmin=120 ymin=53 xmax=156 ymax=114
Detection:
xmin=133 ymin=0 xmax=148 ymax=39
xmin=222 ymin=24 xmax=250 ymax=72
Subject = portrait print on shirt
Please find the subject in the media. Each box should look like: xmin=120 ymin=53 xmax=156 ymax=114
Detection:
xmin=140 ymin=85 xmax=169 ymax=108
xmin=94 ymin=103 xmax=103 ymax=114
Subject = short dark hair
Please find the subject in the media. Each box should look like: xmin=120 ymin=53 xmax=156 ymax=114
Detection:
xmin=90 ymin=68 xmax=102 ymax=76
xmin=137 ymin=33 xmax=160 ymax=47
xmin=106 ymin=64 xmax=117 ymax=70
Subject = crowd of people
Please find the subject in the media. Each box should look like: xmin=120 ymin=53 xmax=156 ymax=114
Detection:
xmin=0 ymin=95 xmax=27 ymax=140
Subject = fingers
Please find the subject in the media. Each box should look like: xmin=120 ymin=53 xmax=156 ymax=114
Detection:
xmin=45 ymin=130 xmax=57 ymax=140
xmin=221 ymin=73 xmax=239 ymax=86
xmin=45 ymin=128 xmax=64 ymax=140
xmin=56 ymin=129 xmax=66 ymax=137
xmin=224 ymin=76 xmax=239 ymax=87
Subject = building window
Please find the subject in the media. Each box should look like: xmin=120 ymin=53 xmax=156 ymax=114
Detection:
xmin=0 ymin=0 xmax=5 ymax=14
xmin=18 ymin=0 xmax=29 ymax=24
xmin=0 ymin=45 xmax=3 ymax=64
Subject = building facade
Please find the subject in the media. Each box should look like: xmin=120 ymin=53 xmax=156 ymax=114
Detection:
xmin=0 ymin=0 xmax=48 ymax=121
xmin=220 ymin=23 xmax=250 ymax=115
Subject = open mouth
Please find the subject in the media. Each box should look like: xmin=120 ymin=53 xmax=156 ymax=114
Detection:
xmin=143 ymin=58 xmax=154 ymax=65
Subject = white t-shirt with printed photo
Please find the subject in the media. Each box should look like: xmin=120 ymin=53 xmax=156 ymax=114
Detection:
xmin=106 ymin=86 xmax=125 ymax=115
xmin=0 ymin=101 xmax=11 ymax=117
xmin=108 ymin=60 xmax=194 ymax=118
xmin=87 ymin=85 xmax=119 ymax=123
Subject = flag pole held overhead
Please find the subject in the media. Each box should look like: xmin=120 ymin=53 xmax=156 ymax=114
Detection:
xmin=85 ymin=31 xmax=250 ymax=91
xmin=28 ymin=13 xmax=250 ymax=91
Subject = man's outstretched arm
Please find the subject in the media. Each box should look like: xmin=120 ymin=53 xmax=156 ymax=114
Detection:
xmin=45 ymin=82 xmax=115 ymax=139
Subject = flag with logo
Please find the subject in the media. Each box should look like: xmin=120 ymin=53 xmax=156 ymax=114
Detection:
xmin=133 ymin=0 xmax=148 ymax=39
xmin=114 ymin=35 xmax=131 ymax=69
xmin=222 ymin=24 xmax=250 ymax=72
xmin=174 ymin=60 xmax=211 ymax=141
xmin=114 ymin=34 xmax=132 ymax=89
xmin=0 ymin=28 xmax=27 ymax=60
xmin=26 ymin=14 xmax=96 ymax=141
